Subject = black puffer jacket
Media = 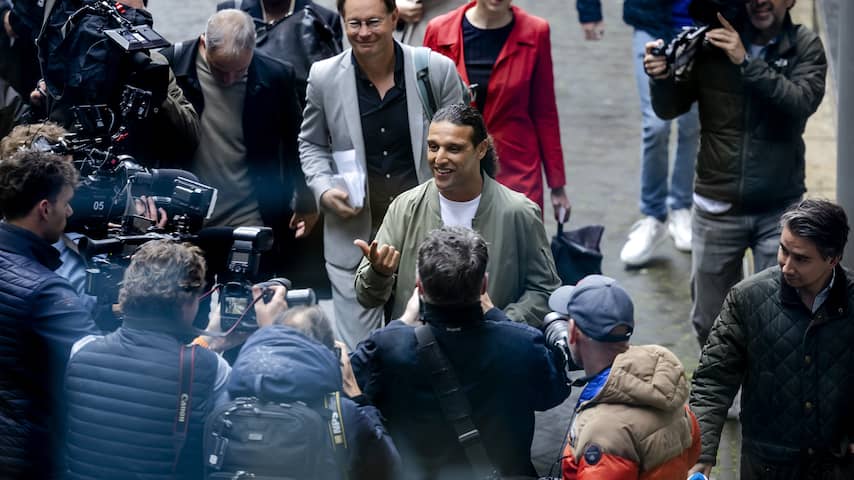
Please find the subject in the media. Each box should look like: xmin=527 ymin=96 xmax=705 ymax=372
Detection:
xmin=690 ymin=266 xmax=854 ymax=464
xmin=650 ymin=15 xmax=827 ymax=213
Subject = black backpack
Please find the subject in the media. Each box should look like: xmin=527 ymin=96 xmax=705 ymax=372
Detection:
xmin=204 ymin=395 xmax=347 ymax=480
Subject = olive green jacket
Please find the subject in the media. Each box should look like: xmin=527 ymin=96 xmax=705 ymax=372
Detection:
xmin=354 ymin=175 xmax=560 ymax=328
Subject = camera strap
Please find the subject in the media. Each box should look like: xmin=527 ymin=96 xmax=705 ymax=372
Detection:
xmin=414 ymin=325 xmax=498 ymax=480
xmin=172 ymin=344 xmax=196 ymax=472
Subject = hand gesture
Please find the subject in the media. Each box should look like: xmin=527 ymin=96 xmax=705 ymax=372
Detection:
xmin=354 ymin=239 xmax=400 ymax=277
xmin=705 ymin=12 xmax=747 ymax=65
xmin=252 ymin=284 xmax=288 ymax=329
xmin=643 ymin=40 xmax=670 ymax=79
xmin=580 ymin=21 xmax=604 ymax=41
xmin=289 ymin=211 xmax=319 ymax=239
xmin=320 ymin=188 xmax=360 ymax=219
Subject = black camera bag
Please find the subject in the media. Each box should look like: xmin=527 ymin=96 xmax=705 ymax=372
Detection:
xmin=204 ymin=396 xmax=345 ymax=480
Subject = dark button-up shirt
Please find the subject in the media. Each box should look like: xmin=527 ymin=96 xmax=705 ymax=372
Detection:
xmin=353 ymin=44 xmax=418 ymax=230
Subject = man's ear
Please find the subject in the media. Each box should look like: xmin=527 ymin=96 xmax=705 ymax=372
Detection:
xmin=829 ymin=255 xmax=841 ymax=269
xmin=37 ymin=199 xmax=51 ymax=222
xmin=475 ymin=139 xmax=488 ymax=161
xmin=481 ymin=273 xmax=488 ymax=295
xmin=568 ymin=318 xmax=579 ymax=345
xmin=416 ymin=276 xmax=425 ymax=296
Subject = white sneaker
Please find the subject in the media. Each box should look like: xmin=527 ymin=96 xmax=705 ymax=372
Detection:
xmin=620 ymin=216 xmax=667 ymax=267
xmin=668 ymin=208 xmax=692 ymax=252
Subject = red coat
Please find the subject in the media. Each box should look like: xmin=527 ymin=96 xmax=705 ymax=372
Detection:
xmin=424 ymin=2 xmax=566 ymax=209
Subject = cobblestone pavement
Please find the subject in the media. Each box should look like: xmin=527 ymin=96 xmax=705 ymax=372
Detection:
xmin=148 ymin=1 xmax=836 ymax=478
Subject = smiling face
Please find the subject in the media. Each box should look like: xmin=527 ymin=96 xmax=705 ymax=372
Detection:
xmin=427 ymin=121 xmax=486 ymax=202
xmin=746 ymin=0 xmax=794 ymax=34
xmin=778 ymin=225 xmax=839 ymax=295
xmin=342 ymin=0 xmax=397 ymax=61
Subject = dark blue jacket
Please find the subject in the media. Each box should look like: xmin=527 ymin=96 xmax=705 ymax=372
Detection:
xmin=0 ymin=222 xmax=98 ymax=479
xmin=229 ymin=326 xmax=401 ymax=480
xmin=350 ymin=305 xmax=570 ymax=480
xmin=64 ymin=323 xmax=222 ymax=480
xmin=576 ymin=0 xmax=676 ymax=42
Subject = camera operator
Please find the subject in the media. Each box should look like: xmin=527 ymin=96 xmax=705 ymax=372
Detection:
xmin=645 ymin=0 xmax=827 ymax=349
xmin=223 ymin=305 xmax=401 ymax=479
xmin=62 ymin=239 xmax=288 ymax=480
xmin=37 ymin=0 xmax=200 ymax=167
xmin=544 ymin=275 xmax=701 ymax=479
xmin=350 ymin=226 xmax=569 ymax=479
xmin=0 ymin=149 xmax=100 ymax=479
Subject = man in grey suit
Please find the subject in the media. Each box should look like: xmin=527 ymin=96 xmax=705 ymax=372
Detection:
xmin=299 ymin=0 xmax=465 ymax=349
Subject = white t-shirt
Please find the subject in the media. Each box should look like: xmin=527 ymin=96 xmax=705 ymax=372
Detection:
xmin=439 ymin=193 xmax=481 ymax=229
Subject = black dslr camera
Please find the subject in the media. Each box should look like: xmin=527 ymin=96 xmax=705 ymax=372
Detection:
xmin=218 ymin=227 xmax=317 ymax=332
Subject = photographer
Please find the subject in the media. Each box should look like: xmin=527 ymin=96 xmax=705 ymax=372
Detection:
xmin=63 ymin=240 xmax=288 ymax=480
xmin=0 ymin=150 xmax=99 ymax=479
xmin=645 ymin=0 xmax=827 ymax=348
xmin=350 ymin=226 xmax=569 ymax=479
xmin=545 ymin=275 xmax=701 ymax=479
xmin=223 ymin=305 xmax=401 ymax=479
xmin=38 ymin=0 xmax=200 ymax=167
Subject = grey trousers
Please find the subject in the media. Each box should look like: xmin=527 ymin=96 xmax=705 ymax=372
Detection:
xmin=690 ymin=206 xmax=785 ymax=346
xmin=326 ymin=261 xmax=385 ymax=351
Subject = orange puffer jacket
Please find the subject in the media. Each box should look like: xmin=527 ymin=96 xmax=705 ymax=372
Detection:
xmin=561 ymin=345 xmax=701 ymax=479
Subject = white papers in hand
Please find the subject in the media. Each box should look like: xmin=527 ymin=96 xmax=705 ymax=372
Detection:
xmin=331 ymin=149 xmax=365 ymax=209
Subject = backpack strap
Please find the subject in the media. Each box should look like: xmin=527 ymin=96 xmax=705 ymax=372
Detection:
xmin=172 ymin=344 xmax=196 ymax=472
xmin=414 ymin=325 xmax=498 ymax=479
xmin=413 ymin=46 xmax=438 ymax=121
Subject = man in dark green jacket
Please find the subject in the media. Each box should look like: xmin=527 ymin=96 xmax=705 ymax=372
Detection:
xmin=644 ymin=0 xmax=827 ymax=346
xmin=688 ymin=199 xmax=854 ymax=479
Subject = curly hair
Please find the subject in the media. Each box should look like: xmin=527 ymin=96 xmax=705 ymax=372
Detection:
xmin=0 ymin=150 xmax=79 ymax=220
xmin=119 ymin=241 xmax=207 ymax=319
xmin=0 ymin=122 xmax=69 ymax=160
xmin=431 ymin=104 xmax=499 ymax=178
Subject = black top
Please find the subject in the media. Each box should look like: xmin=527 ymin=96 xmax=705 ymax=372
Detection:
xmin=353 ymin=44 xmax=418 ymax=230
xmin=463 ymin=14 xmax=515 ymax=112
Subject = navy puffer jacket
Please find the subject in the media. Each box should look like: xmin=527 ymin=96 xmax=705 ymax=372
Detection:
xmin=0 ymin=222 xmax=98 ymax=479
xmin=230 ymin=326 xmax=401 ymax=479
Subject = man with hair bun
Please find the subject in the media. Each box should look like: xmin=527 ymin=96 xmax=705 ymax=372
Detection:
xmin=354 ymin=104 xmax=560 ymax=330
xmin=689 ymin=199 xmax=854 ymax=478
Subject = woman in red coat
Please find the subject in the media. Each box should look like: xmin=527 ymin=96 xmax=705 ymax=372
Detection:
xmin=424 ymin=0 xmax=570 ymax=220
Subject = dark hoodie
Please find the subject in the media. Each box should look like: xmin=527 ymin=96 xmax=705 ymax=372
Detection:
xmin=229 ymin=325 xmax=401 ymax=480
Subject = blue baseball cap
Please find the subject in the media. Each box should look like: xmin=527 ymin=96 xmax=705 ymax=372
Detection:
xmin=548 ymin=275 xmax=634 ymax=342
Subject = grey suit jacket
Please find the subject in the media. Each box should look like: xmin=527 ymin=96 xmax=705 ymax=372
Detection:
xmin=299 ymin=42 xmax=465 ymax=269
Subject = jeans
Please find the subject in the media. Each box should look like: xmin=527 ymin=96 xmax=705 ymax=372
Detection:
xmin=690 ymin=207 xmax=784 ymax=346
xmin=632 ymin=29 xmax=700 ymax=221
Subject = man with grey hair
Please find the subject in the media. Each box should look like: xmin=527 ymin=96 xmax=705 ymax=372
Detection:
xmin=162 ymin=9 xmax=314 ymax=276
xmin=350 ymin=226 xmax=569 ymax=478
xmin=689 ymin=199 xmax=854 ymax=479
